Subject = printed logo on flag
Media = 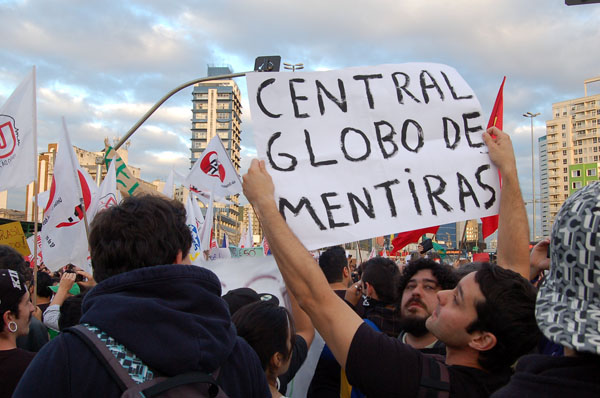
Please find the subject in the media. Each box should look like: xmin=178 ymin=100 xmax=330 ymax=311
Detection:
xmin=200 ymin=151 xmax=226 ymax=182
xmin=97 ymin=193 xmax=117 ymax=210
xmin=0 ymin=115 xmax=19 ymax=160
xmin=45 ymin=170 xmax=93 ymax=228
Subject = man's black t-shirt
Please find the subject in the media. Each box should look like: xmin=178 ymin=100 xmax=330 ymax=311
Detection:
xmin=346 ymin=323 xmax=511 ymax=397
xmin=0 ymin=348 xmax=35 ymax=398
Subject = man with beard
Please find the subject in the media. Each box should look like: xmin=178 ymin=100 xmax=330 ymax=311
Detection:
xmin=397 ymin=259 xmax=458 ymax=355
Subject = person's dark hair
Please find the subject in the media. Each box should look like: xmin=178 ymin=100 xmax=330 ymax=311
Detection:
xmin=318 ymin=246 xmax=348 ymax=283
xmin=232 ymin=301 xmax=296 ymax=371
xmin=36 ymin=271 xmax=53 ymax=298
xmin=361 ymin=257 xmax=400 ymax=304
xmin=397 ymin=258 xmax=458 ymax=296
xmin=467 ymin=263 xmax=540 ymax=371
xmin=89 ymin=195 xmax=192 ymax=282
xmin=59 ymin=293 xmax=86 ymax=331
xmin=0 ymin=244 xmax=27 ymax=274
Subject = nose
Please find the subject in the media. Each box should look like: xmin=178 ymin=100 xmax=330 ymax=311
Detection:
xmin=436 ymin=289 xmax=451 ymax=305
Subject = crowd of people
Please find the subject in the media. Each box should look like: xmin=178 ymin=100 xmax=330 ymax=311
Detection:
xmin=1 ymin=126 xmax=599 ymax=397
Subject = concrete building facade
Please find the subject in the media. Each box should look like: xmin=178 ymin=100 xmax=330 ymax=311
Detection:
xmin=543 ymin=77 xmax=600 ymax=231
xmin=190 ymin=66 xmax=243 ymax=245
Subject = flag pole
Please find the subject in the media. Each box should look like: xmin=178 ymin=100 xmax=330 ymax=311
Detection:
xmin=31 ymin=66 xmax=39 ymax=308
xmin=61 ymin=118 xmax=91 ymax=240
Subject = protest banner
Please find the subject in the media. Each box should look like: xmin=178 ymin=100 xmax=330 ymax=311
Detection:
xmin=229 ymin=246 xmax=265 ymax=258
xmin=247 ymin=63 xmax=500 ymax=250
xmin=0 ymin=221 xmax=31 ymax=256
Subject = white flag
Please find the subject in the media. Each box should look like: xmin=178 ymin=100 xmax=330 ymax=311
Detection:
xmin=185 ymin=135 xmax=242 ymax=198
xmin=162 ymin=168 xmax=175 ymax=199
xmin=238 ymin=225 xmax=248 ymax=248
xmin=0 ymin=68 xmax=36 ymax=190
xmin=41 ymin=120 xmax=97 ymax=272
xmin=198 ymin=191 xmax=214 ymax=252
xmin=185 ymin=193 xmax=205 ymax=265
xmin=88 ymin=159 xmax=118 ymax=220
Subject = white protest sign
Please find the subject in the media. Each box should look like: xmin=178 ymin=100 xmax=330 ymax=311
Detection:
xmin=201 ymin=256 xmax=287 ymax=305
xmin=247 ymin=63 xmax=500 ymax=250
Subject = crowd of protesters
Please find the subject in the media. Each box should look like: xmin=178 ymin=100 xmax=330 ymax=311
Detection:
xmin=1 ymin=126 xmax=598 ymax=397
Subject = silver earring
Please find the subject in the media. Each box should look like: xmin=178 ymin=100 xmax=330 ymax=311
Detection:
xmin=8 ymin=321 xmax=18 ymax=333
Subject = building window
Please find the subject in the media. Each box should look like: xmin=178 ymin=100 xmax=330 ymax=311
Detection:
xmin=194 ymin=123 xmax=208 ymax=129
xmin=562 ymin=142 xmax=566 ymax=147
xmin=587 ymin=169 xmax=597 ymax=177
xmin=563 ymin=167 xmax=568 ymax=173
xmin=573 ymin=181 xmax=582 ymax=189
xmin=216 ymin=103 xmax=230 ymax=110
xmin=595 ymin=156 xmax=599 ymax=162
xmin=564 ymin=176 xmax=568 ymax=182
xmin=562 ymin=124 xmax=566 ymax=130
xmin=579 ymin=149 xmax=583 ymax=155
xmin=574 ymin=150 xmax=578 ymax=155
xmin=216 ymin=122 xmax=229 ymax=129
xmin=573 ymin=169 xmax=582 ymax=177
xmin=216 ymin=112 xmax=229 ymax=119
xmin=564 ymin=185 xmax=568 ymax=191
xmin=563 ymin=159 xmax=567 ymax=164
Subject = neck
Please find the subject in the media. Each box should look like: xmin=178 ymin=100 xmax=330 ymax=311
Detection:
xmin=0 ymin=334 xmax=17 ymax=351
xmin=444 ymin=345 xmax=484 ymax=370
xmin=405 ymin=332 xmax=438 ymax=349
xmin=266 ymin=374 xmax=281 ymax=398
xmin=329 ymin=282 xmax=347 ymax=290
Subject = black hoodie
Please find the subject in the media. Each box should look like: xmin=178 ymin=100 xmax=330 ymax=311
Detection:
xmin=14 ymin=264 xmax=270 ymax=398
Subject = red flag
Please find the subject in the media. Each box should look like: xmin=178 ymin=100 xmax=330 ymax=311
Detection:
xmin=481 ymin=77 xmax=506 ymax=239
xmin=390 ymin=226 xmax=440 ymax=255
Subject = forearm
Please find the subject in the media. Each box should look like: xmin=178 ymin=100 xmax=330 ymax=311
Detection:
xmin=287 ymin=286 xmax=315 ymax=348
xmin=253 ymin=202 xmax=332 ymax=311
xmin=496 ymin=167 xmax=530 ymax=278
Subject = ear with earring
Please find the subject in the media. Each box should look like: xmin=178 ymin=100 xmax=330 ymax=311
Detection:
xmin=8 ymin=321 xmax=18 ymax=333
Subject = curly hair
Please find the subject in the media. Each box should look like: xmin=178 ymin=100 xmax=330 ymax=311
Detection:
xmin=397 ymin=258 xmax=458 ymax=296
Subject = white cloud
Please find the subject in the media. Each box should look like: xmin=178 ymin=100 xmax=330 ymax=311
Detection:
xmin=2 ymin=0 xmax=599 ymax=227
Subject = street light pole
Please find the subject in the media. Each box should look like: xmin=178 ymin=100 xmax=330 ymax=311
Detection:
xmin=283 ymin=62 xmax=304 ymax=72
xmin=523 ymin=111 xmax=540 ymax=241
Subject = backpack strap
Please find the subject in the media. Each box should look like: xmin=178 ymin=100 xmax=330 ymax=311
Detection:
xmin=419 ymin=354 xmax=450 ymax=398
xmin=66 ymin=324 xmax=137 ymax=391
xmin=141 ymin=370 xmax=222 ymax=398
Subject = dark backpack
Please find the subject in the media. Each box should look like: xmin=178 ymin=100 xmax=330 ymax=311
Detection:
xmin=418 ymin=354 xmax=450 ymax=398
xmin=66 ymin=324 xmax=229 ymax=398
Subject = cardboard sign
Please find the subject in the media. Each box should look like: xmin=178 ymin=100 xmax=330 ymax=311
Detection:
xmin=0 ymin=221 xmax=31 ymax=257
xmin=247 ymin=63 xmax=500 ymax=250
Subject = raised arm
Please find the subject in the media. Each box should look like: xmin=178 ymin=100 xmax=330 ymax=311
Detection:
xmin=243 ymin=159 xmax=363 ymax=369
xmin=288 ymin=288 xmax=315 ymax=348
xmin=482 ymin=127 xmax=530 ymax=279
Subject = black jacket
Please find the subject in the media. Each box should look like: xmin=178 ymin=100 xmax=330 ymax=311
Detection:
xmin=492 ymin=353 xmax=600 ymax=398
xmin=15 ymin=264 xmax=270 ymax=398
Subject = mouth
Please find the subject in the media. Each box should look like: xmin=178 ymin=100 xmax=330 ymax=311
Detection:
xmin=406 ymin=300 xmax=425 ymax=310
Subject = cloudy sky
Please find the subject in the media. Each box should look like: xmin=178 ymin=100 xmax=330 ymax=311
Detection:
xmin=1 ymin=0 xmax=599 ymax=238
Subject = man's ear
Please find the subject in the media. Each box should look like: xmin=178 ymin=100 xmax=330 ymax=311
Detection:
xmin=468 ymin=330 xmax=497 ymax=352
xmin=342 ymin=266 xmax=350 ymax=279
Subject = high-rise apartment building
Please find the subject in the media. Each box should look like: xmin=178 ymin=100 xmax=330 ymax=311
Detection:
xmin=542 ymin=77 xmax=600 ymax=233
xmin=538 ymin=135 xmax=550 ymax=237
xmin=190 ymin=66 xmax=243 ymax=244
